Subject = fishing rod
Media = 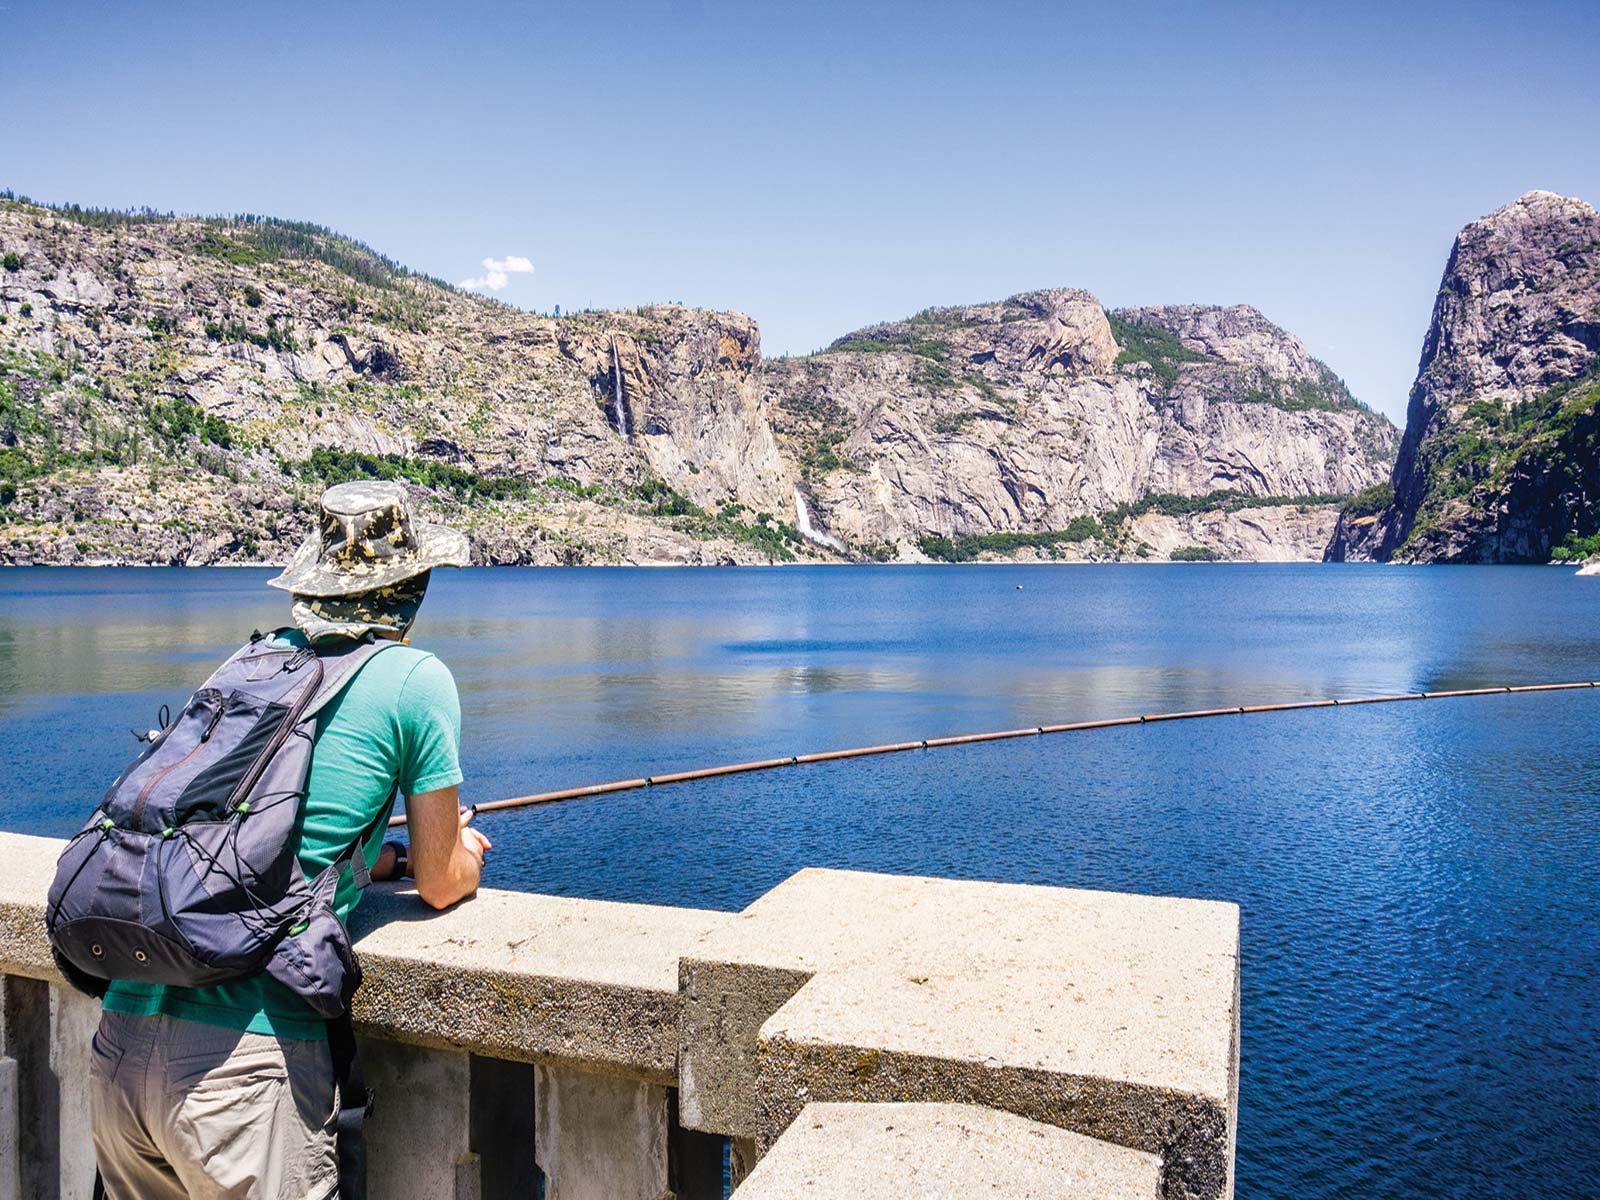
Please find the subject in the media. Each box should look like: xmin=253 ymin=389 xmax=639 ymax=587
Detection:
xmin=389 ymin=680 xmax=1599 ymax=828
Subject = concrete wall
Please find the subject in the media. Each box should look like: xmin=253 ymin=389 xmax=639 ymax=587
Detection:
xmin=0 ymin=832 xmax=1240 ymax=1199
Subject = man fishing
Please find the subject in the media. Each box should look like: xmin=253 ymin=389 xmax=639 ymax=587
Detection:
xmin=85 ymin=481 xmax=489 ymax=1200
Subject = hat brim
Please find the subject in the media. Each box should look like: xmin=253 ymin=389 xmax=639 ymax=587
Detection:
xmin=267 ymin=523 xmax=470 ymax=597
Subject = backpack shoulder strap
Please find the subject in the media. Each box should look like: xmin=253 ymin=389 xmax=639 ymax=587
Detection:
xmin=327 ymin=1009 xmax=372 ymax=1200
xmin=301 ymin=635 xmax=404 ymax=723
xmin=299 ymin=634 xmax=408 ymax=896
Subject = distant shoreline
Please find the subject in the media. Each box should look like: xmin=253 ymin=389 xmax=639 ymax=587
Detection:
xmin=1 ymin=559 xmax=1581 ymax=572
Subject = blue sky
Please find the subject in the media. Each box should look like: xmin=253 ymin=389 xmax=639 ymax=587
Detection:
xmin=4 ymin=1 xmax=1596 ymax=423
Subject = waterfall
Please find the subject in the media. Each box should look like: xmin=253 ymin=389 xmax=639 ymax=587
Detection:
xmin=610 ymin=337 xmax=631 ymax=439
xmin=794 ymin=487 xmax=845 ymax=552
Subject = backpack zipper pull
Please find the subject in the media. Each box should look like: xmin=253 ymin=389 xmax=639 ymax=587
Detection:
xmin=200 ymin=704 xmax=225 ymax=743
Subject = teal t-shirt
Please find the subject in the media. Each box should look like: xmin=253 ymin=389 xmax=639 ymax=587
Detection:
xmin=102 ymin=630 xmax=463 ymax=1039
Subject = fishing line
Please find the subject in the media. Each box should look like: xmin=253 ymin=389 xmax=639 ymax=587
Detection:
xmin=388 ymin=680 xmax=1599 ymax=828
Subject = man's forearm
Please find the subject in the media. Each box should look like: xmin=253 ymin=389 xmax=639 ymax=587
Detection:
xmin=421 ymin=843 xmax=482 ymax=908
xmin=403 ymin=786 xmax=490 ymax=909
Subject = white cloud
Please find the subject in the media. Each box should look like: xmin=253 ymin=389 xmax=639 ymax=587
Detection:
xmin=459 ymin=255 xmax=534 ymax=292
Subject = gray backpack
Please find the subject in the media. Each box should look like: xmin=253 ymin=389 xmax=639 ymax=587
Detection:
xmin=47 ymin=629 xmax=398 ymax=1199
xmin=46 ymin=629 xmax=398 ymax=1012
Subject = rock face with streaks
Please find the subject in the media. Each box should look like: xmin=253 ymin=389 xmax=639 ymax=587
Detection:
xmin=765 ymin=292 xmax=1395 ymax=558
xmin=0 ymin=197 xmax=1395 ymax=565
xmin=0 ymin=200 xmax=805 ymax=565
xmin=1328 ymin=191 xmax=1600 ymax=563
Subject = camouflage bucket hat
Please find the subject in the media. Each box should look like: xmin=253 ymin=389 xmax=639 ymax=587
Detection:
xmin=268 ymin=480 xmax=469 ymax=598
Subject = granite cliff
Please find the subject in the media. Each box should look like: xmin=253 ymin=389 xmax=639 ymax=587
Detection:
xmin=768 ymin=293 xmax=1394 ymax=561
xmin=1328 ymin=191 xmax=1600 ymax=563
xmin=0 ymin=195 xmax=1396 ymax=565
xmin=0 ymin=199 xmax=799 ymax=566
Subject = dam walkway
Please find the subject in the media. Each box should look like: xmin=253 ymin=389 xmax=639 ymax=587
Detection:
xmin=0 ymin=831 xmax=1239 ymax=1199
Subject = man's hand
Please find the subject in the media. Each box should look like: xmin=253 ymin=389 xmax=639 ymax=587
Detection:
xmin=458 ymin=806 xmax=492 ymax=868
xmin=406 ymin=786 xmax=489 ymax=909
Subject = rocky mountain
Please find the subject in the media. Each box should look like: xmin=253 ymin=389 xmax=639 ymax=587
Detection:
xmin=766 ymin=293 xmax=1394 ymax=560
xmin=0 ymin=194 xmax=1395 ymax=566
xmin=0 ymin=199 xmax=802 ymax=566
xmin=1328 ymin=190 xmax=1600 ymax=563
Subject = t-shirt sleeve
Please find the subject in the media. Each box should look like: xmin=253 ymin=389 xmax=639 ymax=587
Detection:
xmin=394 ymin=654 xmax=464 ymax=797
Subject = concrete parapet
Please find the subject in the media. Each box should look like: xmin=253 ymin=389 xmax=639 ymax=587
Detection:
xmin=0 ymin=832 xmax=1239 ymax=1199
xmin=679 ymin=868 xmax=1240 ymax=1200
xmin=0 ymin=836 xmax=59 ymax=984
xmin=736 ymin=1101 xmax=1163 ymax=1198
xmin=349 ymin=882 xmax=731 ymax=1082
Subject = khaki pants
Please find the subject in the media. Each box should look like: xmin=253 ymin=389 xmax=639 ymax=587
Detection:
xmin=90 ymin=1010 xmax=338 ymax=1200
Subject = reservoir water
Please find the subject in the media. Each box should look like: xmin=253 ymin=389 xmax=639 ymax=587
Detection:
xmin=1 ymin=564 xmax=1595 ymax=1198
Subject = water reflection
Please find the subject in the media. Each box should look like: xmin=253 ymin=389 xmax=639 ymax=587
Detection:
xmin=0 ymin=565 xmax=1596 ymax=1200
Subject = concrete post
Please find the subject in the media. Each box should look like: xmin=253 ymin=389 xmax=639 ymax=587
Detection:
xmin=534 ymin=1065 xmax=668 ymax=1200
xmin=47 ymin=987 xmax=99 ymax=1200
xmin=729 ymin=1137 xmax=758 ymax=1192
xmin=360 ymin=1036 xmax=475 ymax=1200
xmin=0 ymin=1056 xmax=19 ymax=1200
xmin=0 ymin=977 xmax=55 ymax=1200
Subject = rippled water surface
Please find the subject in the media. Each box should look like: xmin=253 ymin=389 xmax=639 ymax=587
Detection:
xmin=2 ymin=564 xmax=1596 ymax=1197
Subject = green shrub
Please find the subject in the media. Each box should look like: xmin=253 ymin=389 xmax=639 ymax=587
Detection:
xmin=1102 ymin=489 xmax=1348 ymax=526
xmin=917 ymin=516 xmax=1105 ymax=562
xmin=1237 ymin=374 xmax=1367 ymax=413
xmin=1341 ymin=481 xmax=1394 ymax=519
xmin=635 ymin=479 xmax=701 ymax=517
xmin=1169 ymin=545 xmax=1221 ymax=561
xmin=18 ymin=303 xmax=31 ymax=317
xmin=543 ymin=476 xmax=604 ymax=499
xmin=628 ymin=479 xmax=805 ymax=560
xmin=203 ymin=318 xmax=298 ymax=353
xmin=826 ymin=332 xmax=953 ymax=363
xmin=243 ymin=285 xmax=264 ymax=308
xmin=1 ymin=252 xmax=22 ymax=272
xmin=149 ymin=399 xmax=233 ymax=449
xmin=1551 ymin=532 xmax=1600 ymax=562
xmin=299 ymin=447 xmax=536 ymax=502
xmin=1106 ymin=313 xmax=1206 ymax=389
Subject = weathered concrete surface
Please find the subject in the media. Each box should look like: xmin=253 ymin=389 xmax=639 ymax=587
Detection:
xmin=351 ymin=881 xmax=731 ymax=1081
xmin=535 ymin=1064 xmax=668 ymax=1200
xmin=0 ymin=1056 xmax=18 ymax=1200
xmin=680 ymin=868 xmax=1239 ymax=1200
xmin=678 ymin=957 xmax=811 ymax=1133
xmin=0 ymin=835 xmax=58 ymax=985
xmin=0 ymin=835 xmax=730 ymax=1082
xmin=362 ymin=1037 xmax=474 ymax=1200
xmin=0 ymin=974 xmax=99 ymax=1200
xmin=47 ymin=988 xmax=98 ymax=1200
xmin=736 ymin=1102 xmax=1163 ymax=1199
xmin=0 ymin=977 xmax=55 ymax=1200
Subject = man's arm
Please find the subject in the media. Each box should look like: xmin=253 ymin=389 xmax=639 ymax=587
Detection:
xmin=399 ymin=785 xmax=492 ymax=909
